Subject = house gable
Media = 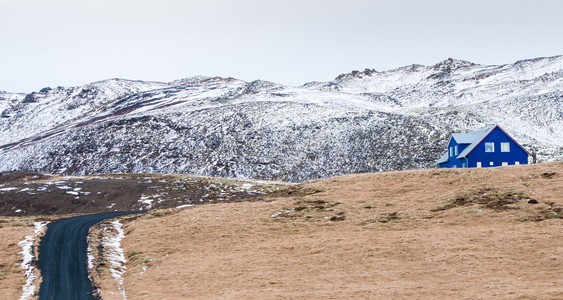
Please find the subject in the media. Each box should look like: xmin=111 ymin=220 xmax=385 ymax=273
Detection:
xmin=437 ymin=126 xmax=494 ymax=168
xmin=463 ymin=126 xmax=529 ymax=167
xmin=458 ymin=125 xmax=531 ymax=159
xmin=436 ymin=135 xmax=461 ymax=167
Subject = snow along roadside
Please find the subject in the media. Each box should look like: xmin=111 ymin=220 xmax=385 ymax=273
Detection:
xmin=18 ymin=221 xmax=49 ymax=300
xmin=90 ymin=220 xmax=128 ymax=299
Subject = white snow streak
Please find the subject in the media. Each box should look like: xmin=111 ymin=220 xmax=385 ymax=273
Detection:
xmin=87 ymin=238 xmax=95 ymax=272
xmin=103 ymin=220 xmax=128 ymax=299
xmin=18 ymin=221 xmax=49 ymax=300
xmin=176 ymin=204 xmax=193 ymax=209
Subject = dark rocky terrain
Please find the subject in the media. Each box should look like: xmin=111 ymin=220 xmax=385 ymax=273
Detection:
xmin=0 ymin=172 xmax=283 ymax=216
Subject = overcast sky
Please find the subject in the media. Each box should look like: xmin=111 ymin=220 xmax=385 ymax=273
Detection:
xmin=1 ymin=0 xmax=562 ymax=93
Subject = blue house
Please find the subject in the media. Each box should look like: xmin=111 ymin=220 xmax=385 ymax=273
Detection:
xmin=437 ymin=125 xmax=530 ymax=168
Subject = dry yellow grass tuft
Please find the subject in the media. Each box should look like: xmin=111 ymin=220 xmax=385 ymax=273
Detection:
xmin=112 ymin=162 xmax=562 ymax=299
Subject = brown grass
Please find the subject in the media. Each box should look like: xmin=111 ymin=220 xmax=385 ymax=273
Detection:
xmin=0 ymin=215 xmax=68 ymax=300
xmin=109 ymin=162 xmax=563 ymax=299
xmin=0 ymin=217 xmax=42 ymax=299
xmin=1 ymin=163 xmax=561 ymax=299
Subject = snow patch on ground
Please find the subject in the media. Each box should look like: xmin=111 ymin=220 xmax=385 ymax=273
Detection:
xmin=137 ymin=193 xmax=165 ymax=210
xmin=87 ymin=242 xmax=94 ymax=271
xmin=176 ymin=204 xmax=194 ymax=209
xmin=240 ymin=183 xmax=253 ymax=190
xmin=102 ymin=220 xmax=128 ymax=299
xmin=18 ymin=221 xmax=49 ymax=300
xmin=138 ymin=194 xmax=153 ymax=210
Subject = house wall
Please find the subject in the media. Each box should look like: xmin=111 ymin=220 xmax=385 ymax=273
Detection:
xmin=437 ymin=138 xmax=466 ymax=168
xmin=466 ymin=127 xmax=529 ymax=168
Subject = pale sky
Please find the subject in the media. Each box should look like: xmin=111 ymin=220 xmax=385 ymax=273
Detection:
xmin=1 ymin=0 xmax=562 ymax=93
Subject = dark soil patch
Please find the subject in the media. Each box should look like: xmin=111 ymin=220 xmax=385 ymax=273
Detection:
xmin=518 ymin=205 xmax=563 ymax=222
xmin=271 ymin=199 xmax=341 ymax=220
xmin=541 ymin=172 xmax=557 ymax=179
xmin=0 ymin=174 xmax=280 ymax=216
xmin=295 ymin=199 xmax=341 ymax=211
xmin=359 ymin=212 xmax=400 ymax=225
xmin=270 ymin=186 xmax=324 ymax=198
xmin=432 ymin=188 xmax=533 ymax=212
xmin=329 ymin=214 xmax=346 ymax=221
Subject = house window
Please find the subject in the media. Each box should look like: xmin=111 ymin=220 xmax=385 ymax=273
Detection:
xmin=462 ymin=162 xmax=465 ymax=168
xmin=490 ymin=161 xmax=494 ymax=166
xmin=515 ymin=161 xmax=520 ymax=165
xmin=454 ymin=146 xmax=458 ymax=155
xmin=501 ymin=142 xmax=510 ymax=152
xmin=485 ymin=142 xmax=494 ymax=152
xmin=476 ymin=162 xmax=482 ymax=168
xmin=452 ymin=165 xmax=457 ymax=168
xmin=450 ymin=147 xmax=453 ymax=157
xmin=502 ymin=162 xmax=508 ymax=166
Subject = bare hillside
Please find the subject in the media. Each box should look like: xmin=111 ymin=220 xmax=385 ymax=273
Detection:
xmin=1 ymin=163 xmax=561 ymax=299
xmin=107 ymin=163 xmax=562 ymax=299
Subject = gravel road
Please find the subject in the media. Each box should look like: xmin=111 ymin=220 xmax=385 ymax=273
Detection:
xmin=37 ymin=212 xmax=140 ymax=300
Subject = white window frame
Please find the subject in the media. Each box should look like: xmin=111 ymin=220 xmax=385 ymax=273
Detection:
xmin=490 ymin=161 xmax=494 ymax=166
xmin=515 ymin=161 xmax=520 ymax=165
xmin=476 ymin=162 xmax=482 ymax=168
xmin=454 ymin=145 xmax=458 ymax=155
xmin=502 ymin=162 xmax=508 ymax=166
xmin=485 ymin=142 xmax=494 ymax=152
xmin=450 ymin=147 xmax=453 ymax=157
xmin=501 ymin=142 xmax=510 ymax=152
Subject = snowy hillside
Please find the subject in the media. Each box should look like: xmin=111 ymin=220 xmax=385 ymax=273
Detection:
xmin=0 ymin=56 xmax=561 ymax=181
xmin=326 ymin=57 xmax=563 ymax=145
xmin=0 ymin=79 xmax=170 ymax=146
xmin=0 ymin=91 xmax=25 ymax=115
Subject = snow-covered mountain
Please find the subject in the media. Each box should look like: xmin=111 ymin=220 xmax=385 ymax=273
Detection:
xmin=0 ymin=56 xmax=561 ymax=181
xmin=0 ymin=91 xmax=25 ymax=115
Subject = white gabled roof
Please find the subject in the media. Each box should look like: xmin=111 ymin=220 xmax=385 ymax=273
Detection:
xmin=437 ymin=125 xmax=495 ymax=165
xmin=451 ymin=126 xmax=493 ymax=144
xmin=436 ymin=150 xmax=449 ymax=164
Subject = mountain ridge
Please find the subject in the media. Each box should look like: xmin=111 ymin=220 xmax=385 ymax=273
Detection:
xmin=0 ymin=56 xmax=561 ymax=182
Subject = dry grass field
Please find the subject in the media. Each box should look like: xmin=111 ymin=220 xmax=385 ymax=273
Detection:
xmin=113 ymin=162 xmax=562 ymax=299
xmin=1 ymin=162 xmax=561 ymax=299
xmin=0 ymin=216 xmax=43 ymax=300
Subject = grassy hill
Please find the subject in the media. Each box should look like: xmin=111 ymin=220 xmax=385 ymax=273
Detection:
xmin=1 ymin=162 xmax=562 ymax=299
xmin=109 ymin=162 xmax=562 ymax=299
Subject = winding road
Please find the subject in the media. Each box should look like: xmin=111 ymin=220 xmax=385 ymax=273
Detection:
xmin=38 ymin=212 xmax=140 ymax=300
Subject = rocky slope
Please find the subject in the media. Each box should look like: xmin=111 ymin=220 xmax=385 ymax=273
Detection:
xmin=0 ymin=57 xmax=561 ymax=181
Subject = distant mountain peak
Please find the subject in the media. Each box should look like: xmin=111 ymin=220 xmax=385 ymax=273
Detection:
xmin=334 ymin=68 xmax=378 ymax=81
xmin=432 ymin=58 xmax=476 ymax=71
xmin=171 ymin=76 xmax=221 ymax=86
